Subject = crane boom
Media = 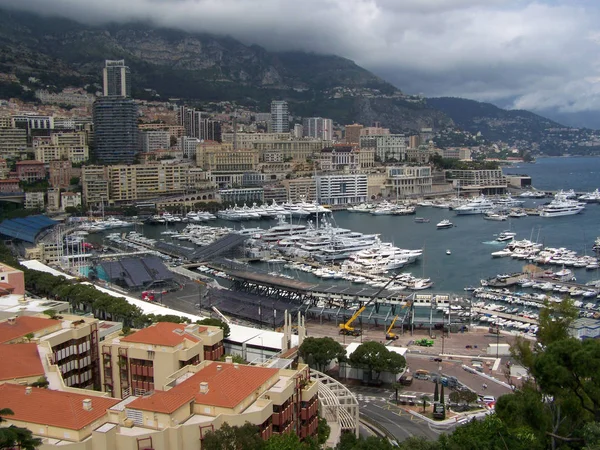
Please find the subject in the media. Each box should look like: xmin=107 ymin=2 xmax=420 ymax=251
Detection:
xmin=386 ymin=315 xmax=398 ymax=335
xmin=339 ymin=273 xmax=403 ymax=336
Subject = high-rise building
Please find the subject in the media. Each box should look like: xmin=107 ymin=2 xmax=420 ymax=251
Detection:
xmin=344 ymin=124 xmax=363 ymax=144
xmin=177 ymin=106 xmax=221 ymax=141
xmin=103 ymin=60 xmax=131 ymax=98
xmin=270 ymin=100 xmax=289 ymax=133
xmin=303 ymin=117 xmax=333 ymax=141
xmin=93 ymin=97 xmax=139 ymax=164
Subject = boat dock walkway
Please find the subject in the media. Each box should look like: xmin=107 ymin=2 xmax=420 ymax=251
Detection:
xmin=472 ymin=307 xmax=538 ymax=324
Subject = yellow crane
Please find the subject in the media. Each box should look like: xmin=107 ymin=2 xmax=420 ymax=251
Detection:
xmin=339 ymin=273 xmax=403 ymax=336
xmin=386 ymin=315 xmax=399 ymax=340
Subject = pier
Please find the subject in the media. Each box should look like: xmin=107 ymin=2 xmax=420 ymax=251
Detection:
xmin=472 ymin=307 xmax=538 ymax=325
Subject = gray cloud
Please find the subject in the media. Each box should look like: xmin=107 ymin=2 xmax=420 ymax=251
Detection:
xmin=1 ymin=0 xmax=600 ymax=115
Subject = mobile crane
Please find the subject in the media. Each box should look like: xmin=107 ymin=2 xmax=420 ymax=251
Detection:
xmin=339 ymin=273 xmax=403 ymax=336
xmin=386 ymin=315 xmax=399 ymax=340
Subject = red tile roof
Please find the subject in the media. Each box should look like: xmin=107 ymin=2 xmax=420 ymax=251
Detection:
xmin=16 ymin=160 xmax=44 ymax=165
xmin=120 ymin=322 xmax=205 ymax=347
xmin=0 ymin=383 xmax=119 ymax=430
xmin=0 ymin=343 xmax=44 ymax=381
xmin=0 ymin=316 xmax=60 ymax=344
xmin=128 ymin=362 xmax=278 ymax=413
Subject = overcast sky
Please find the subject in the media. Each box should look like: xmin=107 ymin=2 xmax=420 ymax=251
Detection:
xmin=2 ymin=0 xmax=600 ymax=116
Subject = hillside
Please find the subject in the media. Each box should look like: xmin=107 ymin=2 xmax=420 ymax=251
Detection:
xmin=0 ymin=8 xmax=450 ymax=133
xmin=427 ymin=97 xmax=565 ymax=149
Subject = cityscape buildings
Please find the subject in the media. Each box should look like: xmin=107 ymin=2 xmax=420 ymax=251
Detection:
xmin=102 ymin=60 xmax=131 ymax=98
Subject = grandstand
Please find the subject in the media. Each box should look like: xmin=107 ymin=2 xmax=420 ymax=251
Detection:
xmin=0 ymin=215 xmax=57 ymax=243
xmin=97 ymin=256 xmax=176 ymax=290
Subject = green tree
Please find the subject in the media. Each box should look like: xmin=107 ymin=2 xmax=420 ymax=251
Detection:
xmin=348 ymin=341 xmax=406 ymax=382
xmin=298 ymin=337 xmax=346 ymax=372
xmin=434 ymin=381 xmax=439 ymax=403
xmin=201 ymin=423 xmax=264 ymax=450
xmin=0 ymin=408 xmax=42 ymax=450
xmin=440 ymin=384 xmax=445 ymax=405
xmin=219 ymin=354 xmax=247 ymax=364
xmin=196 ymin=318 xmax=231 ymax=338
xmin=69 ymin=177 xmax=80 ymax=186
xmin=536 ymin=298 xmax=579 ymax=347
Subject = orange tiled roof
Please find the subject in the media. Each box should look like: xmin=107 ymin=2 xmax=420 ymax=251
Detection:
xmin=0 ymin=316 xmax=60 ymax=344
xmin=120 ymin=322 xmax=205 ymax=347
xmin=128 ymin=362 xmax=278 ymax=413
xmin=0 ymin=343 xmax=44 ymax=381
xmin=0 ymin=383 xmax=119 ymax=430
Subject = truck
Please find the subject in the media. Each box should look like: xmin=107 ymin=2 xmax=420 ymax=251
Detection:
xmin=415 ymin=338 xmax=434 ymax=347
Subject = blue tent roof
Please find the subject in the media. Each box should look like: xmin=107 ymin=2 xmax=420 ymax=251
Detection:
xmin=0 ymin=215 xmax=58 ymax=243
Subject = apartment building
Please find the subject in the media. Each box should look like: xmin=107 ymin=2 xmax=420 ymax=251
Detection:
xmin=344 ymin=124 xmax=363 ymax=144
xmin=270 ymin=100 xmax=289 ymax=133
xmin=0 ymin=262 xmax=25 ymax=295
xmin=108 ymin=163 xmax=190 ymax=202
xmin=316 ymin=174 xmax=368 ymax=206
xmin=0 ymin=314 xmax=105 ymax=390
xmin=281 ymin=178 xmax=316 ymax=202
xmin=34 ymin=144 xmax=89 ymax=164
xmin=436 ymin=147 xmax=472 ymax=160
xmin=0 ymin=343 xmax=45 ymax=385
xmin=24 ymin=192 xmax=45 ymax=209
xmin=61 ymin=192 xmax=82 ymax=211
xmin=0 ymin=127 xmax=27 ymax=158
xmin=138 ymin=123 xmax=185 ymax=138
xmin=252 ymin=139 xmax=328 ymax=162
xmin=101 ymin=322 xmax=224 ymax=399
xmin=181 ymin=136 xmax=200 ymax=159
xmin=0 ymin=179 xmax=21 ymax=193
xmin=140 ymin=130 xmax=170 ymax=153
xmin=447 ymin=169 xmax=507 ymax=195
xmin=303 ymin=117 xmax=333 ymax=141
xmin=81 ymin=165 xmax=110 ymax=207
xmin=196 ymin=141 xmax=259 ymax=172
xmin=221 ymin=132 xmax=291 ymax=149
xmin=15 ymin=161 xmax=46 ymax=183
xmin=49 ymin=160 xmax=80 ymax=189
xmin=0 ymin=159 xmax=9 ymax=179
xmin=360 ymin=134 xmax=408 ymax=162
xmin=0 ymin=359 xmax=319 ymax=449
xmin=385 ymin=166 xmax=433 ymax=197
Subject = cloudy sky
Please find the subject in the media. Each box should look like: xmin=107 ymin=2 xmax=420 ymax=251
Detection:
xmin=2 ymin=0 xmax=600 ymax=121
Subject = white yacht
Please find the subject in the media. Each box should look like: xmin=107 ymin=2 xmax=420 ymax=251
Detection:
xmin=260 ymin=216 xmax=308 ymax=241
xmin=454 ymin=196 xmax=496 ymax=215
xmin=436 ymin=219 xmax=453 ymax=229
xmin=578 ymin=189 xmax=600 ymax=203
xmin=483 ymin=212 xmax=508 ymax=221
xmin=497 ymin=231 xmax=516 ymax=242
xmin=539 ymin=192 xmax=585 ymax=218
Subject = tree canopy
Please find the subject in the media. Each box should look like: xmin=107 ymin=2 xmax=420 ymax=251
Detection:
xmin=299 ymin=337 xmax=346 ymax=372
xmin=348 ymin=341 xmax=406 ymax=381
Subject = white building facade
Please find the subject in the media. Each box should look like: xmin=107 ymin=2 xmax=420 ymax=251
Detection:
xmin=316 ymin=174 xmax=368 ymax=206
xmin=360 ymin=134 xmax=408 ymax=162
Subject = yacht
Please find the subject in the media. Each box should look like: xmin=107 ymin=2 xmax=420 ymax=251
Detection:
xmin=483 ymin=212 xmax=508 ymax=221
xmin=519 ymin=190 xmax=546 ymax=198
xmin=578 ymin=189 xmax=600 ymax=203
xmin=414 ymin=217 xmax=430 ymax=223
xmin=437 ymin=219 xmax=453 ymax=229
xmin=494 ymin=194 xmax=525 ymax=207
xmin=539 ymin=192 xmax=585 ymax=218
xmin=454 ymin=196 xmax=496 ymax=215
xmin=260 ymin=216 xmax=308 ymax=241
xmin=348 ymin=203 xmax=375 ymax=213
xmin=186 ymin=211 xmax=203 ymax=222
xmin=497 ymin=231 xmax=516 ymax=242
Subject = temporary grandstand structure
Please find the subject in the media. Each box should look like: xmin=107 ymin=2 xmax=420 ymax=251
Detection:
xmin=0 ymin=215 xmax=57 ymax=243
xmin=98 ymin=257 xmax=175 ymax=290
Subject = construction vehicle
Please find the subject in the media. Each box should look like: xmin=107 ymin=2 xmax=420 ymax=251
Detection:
xmin=339 ymin=273 xmax=403 ymax=336
xmin=415 ymin=338 xmax=434 ymax=347
xmin=386 ymin=315 xmax=399 ymax=340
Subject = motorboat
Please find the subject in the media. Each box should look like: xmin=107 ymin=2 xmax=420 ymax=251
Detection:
xmin=446 ymin=249 xmax=452 ymax=255
xmin=454 ymin=196 xmax=496 ymax=215
xmin=539 ymin=191 xmax=585 ymax=218
xmin=414 ymin=217 xmax=430 ymax=223
xmin=348 ymin=203 xmax=376 ymax=213
xmin=260 ymin=216 xmax=308 ymax=241
xmin=491 ymin=249 xmax=513 ymax=258
xmin=483 ymin=212 xmax=508 ymax=221
xmin=436 ymin=219 xmax=453 ymax=229
xmin=497 ymin=231 xmax=516 ymax=242
xmin=494 ymin=194 xmax=525 ymax=207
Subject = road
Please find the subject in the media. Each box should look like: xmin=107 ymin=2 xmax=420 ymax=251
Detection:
xmin=348 ymin=386 xmax=456 ymax=442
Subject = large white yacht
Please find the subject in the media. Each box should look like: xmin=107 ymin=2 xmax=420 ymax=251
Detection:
xmin=578 ymin=189 xmax=600 ymax=203
xmin=539 ymin=191 xmax=585 ymax=218
xmin=260 ymin=216 xmax=308 ymax=241
xmin=454 ymin=196 xmax=496 ymax=215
